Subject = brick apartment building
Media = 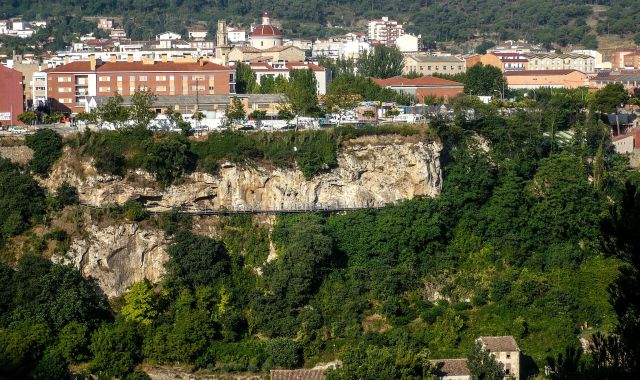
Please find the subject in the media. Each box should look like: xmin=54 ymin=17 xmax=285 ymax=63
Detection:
xmin=0 ymin=64 xmax=24 ymax=125
xmin=44 ymin=57 xmax=235 ymax=113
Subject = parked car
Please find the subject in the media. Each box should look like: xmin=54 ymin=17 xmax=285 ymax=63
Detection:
xmin=8 ymin=126 xmax=27 ymax=134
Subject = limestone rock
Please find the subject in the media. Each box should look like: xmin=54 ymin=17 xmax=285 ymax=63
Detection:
xmin=52 ymin=224 xmax=168 ymax=298
xmin=42 ymin=134 xmax=442 ymax=211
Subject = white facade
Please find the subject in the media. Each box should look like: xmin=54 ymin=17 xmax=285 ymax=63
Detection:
xmin=395 ymin=34 xmax=420 ymax=52
xmin=571 ymin=49 xmax=612 ymax=70
xmin=156 ymin=32 xmax=182 ymax=41
xmin=368 ymin=16 xmax=405 ymax=46
xmin=227 ymin=28 xmax=247 ymax=43
xmin=188 ymin=30 xmax=208 ymax=41
xmin=527 ymin=53 xmax=595 ymax=73
xmin=31 ymin=71 xmax=48 ymax=108
xmin=312 ymin=38 xmax=370 ymax=60
xmin=249 ymin=62 xmax=330 ymax=95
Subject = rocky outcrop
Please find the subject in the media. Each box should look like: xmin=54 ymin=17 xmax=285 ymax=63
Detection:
xmin=52 ymin=224 xmax=168 ymax=298
xmin=43 ymin=134 xmax=442 ymax=211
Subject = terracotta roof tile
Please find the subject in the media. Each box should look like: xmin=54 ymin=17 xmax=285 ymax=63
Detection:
xmin=479 ymin=336 xmax=520 ymax=352
xmin=270 ymin=369 xmax=326 ymax=380
xmin=45 ymin=60 xmax=232 ymax=73
xmin=252 ymin=24 xmax=283 ymax=37
xmin=431 ymin=359 xmax=470 ymax=377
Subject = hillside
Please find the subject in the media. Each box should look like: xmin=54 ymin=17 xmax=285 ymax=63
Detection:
xmin=1 ymin=1 xmax=639 ymax=47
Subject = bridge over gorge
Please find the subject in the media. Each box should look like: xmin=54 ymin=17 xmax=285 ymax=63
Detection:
xmin=79 ymin=201 xmax=388 ymax=215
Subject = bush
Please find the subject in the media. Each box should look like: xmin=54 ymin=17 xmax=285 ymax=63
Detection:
xmin=55 ymin=182 xmax=79 ymax=209
xmin=266 ymin=338 xmax=303 ymax=369
xmin=25 ymin=128 xmax=63 ymax=177
xmin=124 ymin=201 xmax=148 ymax=222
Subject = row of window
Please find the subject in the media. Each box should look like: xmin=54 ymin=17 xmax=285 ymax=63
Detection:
xmin=98 ymin=75 xmax=211 ymax=82
xmin=407 ymin=65 xmax=464 ymax=71
xmin=97 ymin=85 xmax=215 ymax=93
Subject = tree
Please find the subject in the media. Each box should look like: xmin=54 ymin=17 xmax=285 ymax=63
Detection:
xmin=546 ymin=346 xmax=585 ymax=380
xmin=327 ymin=343 xmax=428 ymax=380
xmin=465 ymin=63 xmax=507 ymax=97
xmin=143 ymin=133 xmax=196 ymax=184
xmin=267 ymin=338 xmax=303 ymax=369
xmin=25 ymin=128 xmax=63 ymax=176
xmin=248 ymin=110 xmax=267 ymax=123
xmin=55 ymin=181 xmax=79 ymax=208
xmin=235 ymin=62 xmax=258 ymax=94
xmin=0 ymin=158 xmax=45 ymax=240
xmin=97 ymin=93 xmax=130 ymax=128
xmin=357 ymin=45 xmax=404 ymax=79
xmin=592 ymin=83 xmax=628 ymax=113
xmin=468 ymin=340 xmax=503 ymax=380
xmin=17 ymin=111 xmax=37 ymax=125
xmin=130 ymin=89 xmax=158 ymax=128
xmin=89 ymin=319 xmax=142 ymax=378
xmin=323 ymin=82 xmax=358 ymax=127
xmin=167 ymin=231 xmax=231 ymax=289
xmin=121 ymin=279 xmax=157 ymax=325
xmin=285 ymin=68 xmax=319 ymax=117
xmin=226 ymin=96 xmax=246 ymax=126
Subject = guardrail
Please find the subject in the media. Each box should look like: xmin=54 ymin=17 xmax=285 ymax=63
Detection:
xmin=79 ymin=201 xmax=384 ymax=215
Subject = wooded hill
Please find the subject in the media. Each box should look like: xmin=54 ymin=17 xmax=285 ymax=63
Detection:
xmin=2 ymin=1 xmax=639 ymax=47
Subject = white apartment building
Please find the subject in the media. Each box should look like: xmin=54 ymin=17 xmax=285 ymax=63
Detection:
xmin=31 ymin=71 xmax=48 ymax=108
xmin=368 ymin=16 xmax=405 ymax=47
xmin=248 ymin=61 xmax=331 ymax=95
xmin=227 ymin=27 xmax=247 ymax=43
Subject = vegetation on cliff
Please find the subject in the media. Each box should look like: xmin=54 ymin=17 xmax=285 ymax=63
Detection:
xmin=1 ymin=85 xmax=640 ymax=378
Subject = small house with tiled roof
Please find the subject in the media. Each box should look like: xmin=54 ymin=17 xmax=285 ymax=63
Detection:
xmin=477 ymin=335 xmax=521 ymax=379
xmin=432 ymin=358 xmax=470 ymax=380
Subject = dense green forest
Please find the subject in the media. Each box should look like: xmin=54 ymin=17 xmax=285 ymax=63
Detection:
xmin=1 ymin=1 xmax=639 ymax=51
xmin=1 ymin=83 xmax=640 ymax=378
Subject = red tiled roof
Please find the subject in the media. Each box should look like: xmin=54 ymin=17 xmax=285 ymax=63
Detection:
xmin=252 ymin=24 xmax=283 ymax=37
xmin=372 ymin=76 xmax=464 ymax=87
xmin=249 ymin=62 xmax=326 ymax=72
xmin=504 ymin=69 xmax=582 ymax=76
xmin=479 ymin=336 xmax=520 ymax=352
xmin=431 ymin=359 xmax=470 ymax=377
xmin=45 ymin=61 xmax=93 ymax=73
xmin=270 ymin=369 xmax=326 ymax=380
xmin=45 ymin=60 xmax=232 ymax=73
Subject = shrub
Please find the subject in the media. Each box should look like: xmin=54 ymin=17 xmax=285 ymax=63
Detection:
xmin=266 ymin=338 xmax=303 ymax=369
xmin=124 ymin=201 xmax=148 ymax=222
xmin=25 ymin=129 xmax=63 ymax=177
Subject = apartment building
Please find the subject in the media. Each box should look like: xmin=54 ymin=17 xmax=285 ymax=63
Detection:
xmin=611 ymin=48 xmax=640 ymax=70
xmin=504 ymin=70 xmax=588 ymax=89
xmin=368 ymin=16 xmax=405 ymax=47
xmin=527 ymin=53 xmax=595 ymax=73
xmin=248 ymin=61 xmax=331 ymax=95
xmin=403 ymin=54 xmax=466 ymax=76
xmin=467 ymin=52 xmax=528 ymax=72
xmin=44 ymin=57 xmax=235 ymax=113
xmin=0 ymin=64 xmax=24 ymax=125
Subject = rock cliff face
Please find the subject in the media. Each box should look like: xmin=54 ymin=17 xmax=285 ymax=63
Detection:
xmin=52 ymin=224 xmax=168 ymax=298
xmin=44 ymin=135 xmax=442 ymax=211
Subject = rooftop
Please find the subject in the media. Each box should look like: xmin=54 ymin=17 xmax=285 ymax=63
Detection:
xmin=478 ymin=336 xmax=520 ymax=352
xmin=373 ymin=76 xmax=464 ymax=87
xmin=503 ymin=69 xmax=582 ymax=76
xmin=431 ymin=359 xmax=470 ymax=377
xmin=270 ymin=369 xmax=326 ymax=380
xmin=45 ymin=60 xmax=232 ymax=73
xmin=406 ymin=54 xmax=464 ymax=63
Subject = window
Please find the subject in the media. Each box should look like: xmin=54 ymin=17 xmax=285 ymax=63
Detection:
xmin=191 ymin=75 xmax=205 ymax=81
xmin=99 ymin=76 xmax=110 ymax=82
xmin=170 ymin=75 xmax=175 ymax=81
xmin=35 ymin=86 xmax=45 ymax=91
xmin=58 ymin=87 xmax=71 ymax=93
xmin=129 ymin=87 xmax=136 ymax=93
xmin=117 ymin=87 xmax=123 ymax=93
xmin=155 ymin=86 xmax=167 ymax=92
xmin=156 ymin=75 xmax=166 ymax=81
xmin=170 ymin=86 xmax=175 ymax=92
xmin=139 ymin=76 xmax=147 ymax=81
xmin=130 ymin=76 xmax=136 ymax=81
xmin=57 ymin=76 xmax=70 ymax=83
xmin=208 ymin=86 xmax=215 ymax=91
xmin=117 ymin=76 xmax=123 ymax=82
xmin=505 ymin=369 xmax=510 ymax=375
xmin=427 ymin=66 xmax=431 ymax=70
xmin=506 ymin=354 xmax=511 ymax=359
xmin=99 ymin=86 xmax=111 ymax=92
xmin=258 ymin=103 xmax=269 ymax=109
